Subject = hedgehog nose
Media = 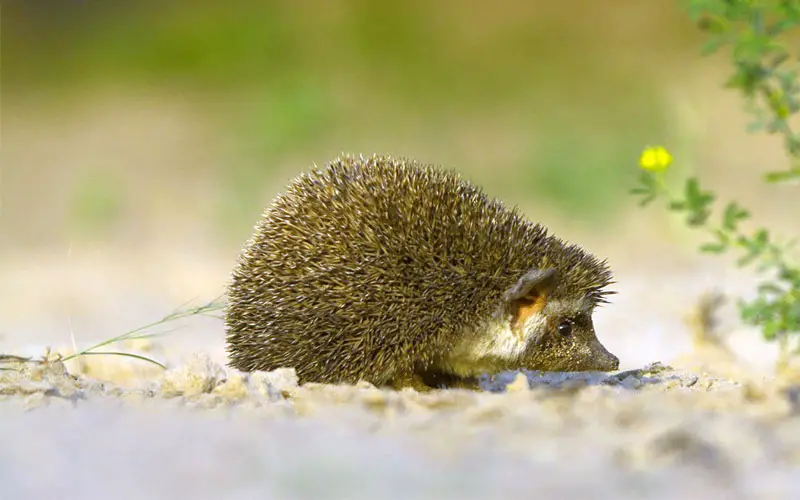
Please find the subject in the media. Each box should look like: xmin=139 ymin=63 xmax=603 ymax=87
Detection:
xmin=592 ymin=339 xmax=619 ymax=371
xmin=606 ymin=352 xmax=620 ymax=371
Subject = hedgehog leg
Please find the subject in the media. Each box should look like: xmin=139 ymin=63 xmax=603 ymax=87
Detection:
xmin=439 ymin=375 xmax=482 ymax=391
xmin=420 ymin=371 xmax=483 ymax=391
xmin=387 ymin=372 xmax=437 ymax=392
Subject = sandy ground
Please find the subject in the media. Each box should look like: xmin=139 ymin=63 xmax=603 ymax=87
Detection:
xmin=1 ymin=247 xmax=799 ymax=500
xmin=2 ymin=354 xmax=799 ymax=500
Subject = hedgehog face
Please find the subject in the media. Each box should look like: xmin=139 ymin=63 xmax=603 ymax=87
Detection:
xmin=519 ymin=303 xmax=620 ymax=372
xmin=506 ymin=269 xmax=619 ymax=372
xmin=492 ymin=269 xmax=619 ymax=371
xmin=440 ymin=267 xmax=619 ymax=377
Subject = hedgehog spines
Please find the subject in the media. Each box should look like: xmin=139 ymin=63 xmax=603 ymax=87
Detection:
xmin=225 ymin=153 xmax=614 ymax=385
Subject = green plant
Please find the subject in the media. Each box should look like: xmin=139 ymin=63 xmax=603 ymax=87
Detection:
xmin=62 ymin=296 xmax=226 ymax=369
xmin=69 ymin=167 xmax=126 ymax=238
xmin=689 ymin=0 xmax=800 ymax=182
xmin=631 ymin=0 xmax=800 ymax=363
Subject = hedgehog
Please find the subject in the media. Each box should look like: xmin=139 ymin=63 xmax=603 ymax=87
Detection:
xmin=225 ymin=153 xmax=619 ymax=391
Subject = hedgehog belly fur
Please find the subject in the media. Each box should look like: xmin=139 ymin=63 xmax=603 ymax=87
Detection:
xmin=441 ymin=318 xmax=545 ymax=378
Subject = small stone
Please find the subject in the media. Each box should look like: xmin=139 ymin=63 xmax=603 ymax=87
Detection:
xmin=160 ymin=353 xmax=226 ymax=398
xmin=477 ymin=372 xmax=512 ymax=392
xmin=620 ymin=376 xmax=642 ymax=390
xmin=0 ymin=357 xmax=80 ymax=398
xmin=682 ymin=375 xmax=699 ymax=388
xmin=785 ymin=386 xmax=800 ymax=414
xmin=506 ymin=372 xmax=531 ymax=393
xmin=742 ymin=381 xmax=768 ymax=403
xmin=360 ymin=389 xmax=390 ymax=412
xmin=22 ymin=392 xmax=49 ymax=410
xmin=213 ymin=372 xmax=250 ymax=402
xmin=699 ymin=378 xmax=715 ymax=390
xmin=250 ymin=368 xmax=299 ymax=401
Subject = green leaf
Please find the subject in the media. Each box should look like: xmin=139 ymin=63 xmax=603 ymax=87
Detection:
xmin=681 ymin=178 xmax=715 ymax=226
xmin=669 ymin=200 xmax=687 ymax=211
xmin=722 ymin=201 xmax=751 ymax=231
xmin=683 ymin=0 xmax=719 ymax=22
xmin=739 ymin=300 xmax=761 ymax=323
xmin=700 ymin=242 xmax=728 ymax=254
xmin=630 ymin=173 xmax=659 ymax=206
xmin=769 ymin=50 xmax=790 ymax=66
xmin=757 ymin=282 xmax=785 ymax=295
xmin=725 ymin=66 xmax=763 ymax=96
xmin=763 ymin=319 xmax=783 ymax=340
xmin=685 ymin=178 xmax=716 ymax=208
xmin=746 ymin=119 xmax=767 ymax=133
xmin=779 ymin=266 xmax=800 ymax=282
xmin=637 ymin=170 xmax=658 ymax=188
xmin=786 ymin=135 xmax=800 ymax=156
xmin=713 ymin=228 xmax=731 ymax=245
xmin=701 ymin=38 xmax=728 ymax=55
xmin=754 ymin=228 xmax=769 ymax=246
xmin=687 ymin=209 xmax=712 ymax=227
xmin=637 ymin=194 xmax=657 ymax=207
xmin=737 ymin=251 xmax=761 ymax=268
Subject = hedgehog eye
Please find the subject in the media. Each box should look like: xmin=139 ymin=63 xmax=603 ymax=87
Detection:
xmin=557 ymin=320 xmax=573 ymax=337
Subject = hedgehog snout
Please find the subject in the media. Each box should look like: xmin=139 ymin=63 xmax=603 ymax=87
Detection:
xmin=589 ymin=338 xmax=619 ymax=371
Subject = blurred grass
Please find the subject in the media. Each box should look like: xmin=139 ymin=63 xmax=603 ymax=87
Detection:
xmin=3 ymin=0 xmax=701 ymax=243
xmin=68 ymin=166 xmax=126 ymax=239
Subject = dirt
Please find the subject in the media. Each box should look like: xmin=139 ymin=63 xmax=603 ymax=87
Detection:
xmin=1 ymin=344 xmax=799 ymax=500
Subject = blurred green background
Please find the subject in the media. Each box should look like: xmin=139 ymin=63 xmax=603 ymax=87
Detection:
xmin=2 ymin=0 xmax=793 ymax=256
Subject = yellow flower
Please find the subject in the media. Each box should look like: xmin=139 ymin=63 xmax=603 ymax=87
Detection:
xmin=639 ymin=146 xmax=673 ymax=172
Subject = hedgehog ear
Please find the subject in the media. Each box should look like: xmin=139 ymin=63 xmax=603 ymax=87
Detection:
xmin=502 ymin=268 xmax=559 ymax=329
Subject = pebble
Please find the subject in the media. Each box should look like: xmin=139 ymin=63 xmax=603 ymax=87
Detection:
xmin=159 ymin=353 xmax=226 ymax=397
xmin=505 ymin=372 xmax=531 ymax=392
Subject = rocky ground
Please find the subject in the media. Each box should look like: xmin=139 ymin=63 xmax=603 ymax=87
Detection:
xmin=2 ymin=249 xmax=799 ymax=500
xmin=2 ymin=347 xmax=799 ymax=499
